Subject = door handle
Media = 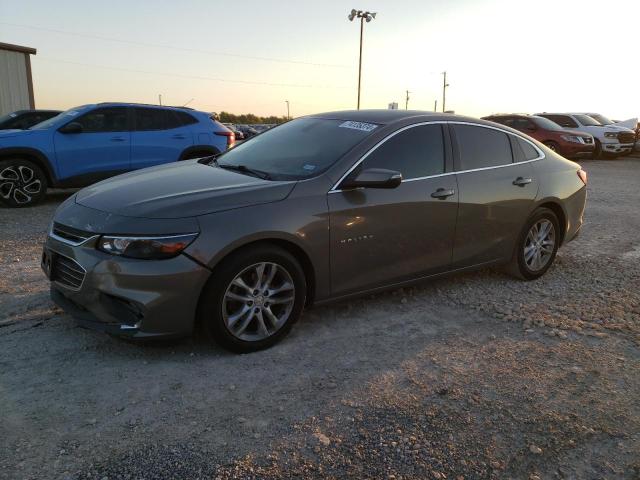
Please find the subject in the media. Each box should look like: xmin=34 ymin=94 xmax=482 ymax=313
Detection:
xmin=430 ymin=188 xmax=455 ymax=199
xmin=172 ymin=134 xmax=186 ymax=139
xmin=110 ymin=136 xmax=125 ymax=142
xmin=513 ymin=177 xmax=533 ymax=187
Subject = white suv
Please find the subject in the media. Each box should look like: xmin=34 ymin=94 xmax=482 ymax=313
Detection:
xmin=536 ymin=112 xmax=635 ymax=158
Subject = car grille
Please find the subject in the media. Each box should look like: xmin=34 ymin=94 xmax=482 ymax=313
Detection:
xmin=618 ymin=132 xmax=635 ymax=144
xmin=51 ymin=253 xmax=86 ymax=290
xmin=52 ymin=222 xmax=94 ymax=245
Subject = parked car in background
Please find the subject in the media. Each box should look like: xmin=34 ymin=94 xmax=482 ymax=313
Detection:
xmin=483 ymin=114 xmax=595 ymax=158
xmin=0 ymin=103 xmax=234 ymax=207
xmin=0 ymin=109 xmax=62 ymax=130
xmin=43 ymin=110 xmax=587 ymax=352
xmin=536 ymin=113 xmax=635 ymax=158
xmin=237 ymin=125 xmax=259 ymax=139
xmin=222 ymin=123 xmax=245 ymax=140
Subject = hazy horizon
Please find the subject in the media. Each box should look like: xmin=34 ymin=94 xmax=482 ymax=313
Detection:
xmin=1 ymin=0 xmax=638 ymax=120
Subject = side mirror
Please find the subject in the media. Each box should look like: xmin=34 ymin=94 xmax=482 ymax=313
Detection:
xmin=340 ymin=168 xmax=402 ymax=190
xmin=59 ymin=122 xmax=83 ymax=134
xmin=526 ymin=125 xmax=537 ymax=132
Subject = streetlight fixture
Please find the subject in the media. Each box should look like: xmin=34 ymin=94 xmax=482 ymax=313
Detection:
xmin=348 ymin=9 xmax=377 ymax=110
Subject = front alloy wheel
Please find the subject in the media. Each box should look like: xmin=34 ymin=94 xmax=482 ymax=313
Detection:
xmin=0 ymin=159 xmax=47 ymax=207
xmin=199 ymin=244 xmax=306 ymax=352
xmin=222 ymin=262 xmax=295 ymax=342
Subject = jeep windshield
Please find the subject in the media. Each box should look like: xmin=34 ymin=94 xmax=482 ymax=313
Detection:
xmin=29 ymin=107 xmax=87 ymax=130
xmin=587 ymin=113 xmax=613 ymax=125
xmin=214 ymin=117 xmax=378 ymax=180
xmin=574 ymin=114 xmax=602 ymax=127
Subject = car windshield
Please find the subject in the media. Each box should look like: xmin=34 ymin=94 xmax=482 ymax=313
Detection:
xmin=29 ymin=108 xmax=83 ymax=130
xmin=587 ymin=113 xmax=613 ymax=125
xmin=0 ymin=112 xmax=20 ymax=126
xmin=574 ymin=114 xmax=602 ymax=126
xmin=214 ymin=117 xmax=379 ymax=180
xmin=531 ymin=116 xmax=565 ymax=131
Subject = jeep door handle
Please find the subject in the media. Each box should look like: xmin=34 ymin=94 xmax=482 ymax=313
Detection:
xmin=172 ymin=134 xmax=186 ymax=139
xmin=430 ymin=188 xmax=455 ymax=199
xmin=110 ymin=136 xmax=125 ymax=142
xmin=513 ymin=177 xmax=532 ymax=186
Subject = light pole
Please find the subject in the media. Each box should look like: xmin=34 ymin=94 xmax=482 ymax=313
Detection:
xmin=442 ymin=71 xmax=449 ymax=113
xmin=348 ymin=9 xmax=377 ymax=110
xmin=285 ymin=100 xmax=290 ymax=120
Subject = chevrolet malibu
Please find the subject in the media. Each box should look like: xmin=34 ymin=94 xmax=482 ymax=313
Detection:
xmin=42 ymin=111 xmax=587 ymax=352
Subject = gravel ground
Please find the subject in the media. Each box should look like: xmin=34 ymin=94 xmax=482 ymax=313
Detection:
xmin=1 ymin=157 xmax=639 ymax=479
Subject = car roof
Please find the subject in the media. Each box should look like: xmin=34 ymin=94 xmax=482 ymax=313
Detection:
xmin=309 ymin=109 xmax=492 ymax=126
xmin=96 ymin=102 xmax=195 ymax=111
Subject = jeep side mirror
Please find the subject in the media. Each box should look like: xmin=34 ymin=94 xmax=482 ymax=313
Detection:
xmin=340 ymin=168 xmax=402 ymax=190
xmin=59 ymin=122 xmax=83 ymax=134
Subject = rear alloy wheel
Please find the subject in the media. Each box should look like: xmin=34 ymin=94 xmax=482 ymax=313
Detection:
xmin=507 ymin=208 xmax=560 ymax=280
xmin=543 ymin=141 xmax=560 ymax=153
xmin=199 ymin=245 xmax=306 ymax=352
xmin=0 ymin=159 xmax=47 ymax=207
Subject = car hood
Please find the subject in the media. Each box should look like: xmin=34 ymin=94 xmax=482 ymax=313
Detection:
xmin=75 ymin=160 xmax=296 ymax=219
xmin=0 ymin=129 xmax=34 ymax=139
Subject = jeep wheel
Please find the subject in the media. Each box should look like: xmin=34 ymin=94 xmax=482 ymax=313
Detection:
xmin=0 ymin=159 xmax=48 ymax=207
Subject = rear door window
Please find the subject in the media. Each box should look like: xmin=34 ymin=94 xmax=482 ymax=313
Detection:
xmin=453 ymin=124 xmax=513 ymax=170
xmin=134 ymin=108 xmax=171 ymax=131
xmin=363 ymin=124 xmax=445 ymax=179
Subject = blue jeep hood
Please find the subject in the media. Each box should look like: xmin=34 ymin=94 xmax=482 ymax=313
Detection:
xmin=75 ymin=160 xmax=296 ymax=219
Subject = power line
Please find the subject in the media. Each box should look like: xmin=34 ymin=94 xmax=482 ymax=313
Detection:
xmin=0 ymin=21 xmax=350 ymax=69
xmin=36 ymin=57 xmax=351 ymax=89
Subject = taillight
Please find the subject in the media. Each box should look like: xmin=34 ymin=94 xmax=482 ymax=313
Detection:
xmin=215 ymin=131 xmax=235 ymax=148
xmin=577 ymin=169 xmax=587 ymax=185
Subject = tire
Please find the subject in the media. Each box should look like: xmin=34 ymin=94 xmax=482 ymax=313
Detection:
xmin=0 ymin=158 xmax=47 ymax=207
xmin=543 ymin=141 xmax=560 ymax=154
xmin=592 ymin=139 xmax=602 ymax=159
xmin=198 ymin=244 xmax=307 ymax=353
xmin=506 ymin=207 xmax=560 ymax=281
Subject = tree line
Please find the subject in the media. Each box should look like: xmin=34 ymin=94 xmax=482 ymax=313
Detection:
xmin=216 ymin=111 xmax=289 ymax=125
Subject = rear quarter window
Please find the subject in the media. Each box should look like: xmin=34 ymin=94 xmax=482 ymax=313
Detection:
xmin=516 ymin=137 xmax=540 ymax=161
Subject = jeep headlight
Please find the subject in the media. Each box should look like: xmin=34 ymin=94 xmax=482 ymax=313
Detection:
xmin=560 ymin=135 xmax=582 ymax=144
xmin=98 ymin=233 xmax=199 ymax=259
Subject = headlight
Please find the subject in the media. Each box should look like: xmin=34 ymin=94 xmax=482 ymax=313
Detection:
xmin=560 ymin=134 xmax=582 ymax=143
xmin=98 ymin=233 xmax=199 ymax=259
xmin=604 ymin=132 xmax=618 ymax=139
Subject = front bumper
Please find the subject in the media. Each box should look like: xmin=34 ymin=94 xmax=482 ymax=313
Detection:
xmin=602 ymin=141 xmax=634 ymax=154
xmin=43 ymin=234 xmax=211 ymax=339
xmin=561 ymin=142 xmax=595 ymax=158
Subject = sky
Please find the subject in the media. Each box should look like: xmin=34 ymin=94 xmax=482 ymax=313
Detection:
xmin=1 ymin=0 xmax=639 ymax=120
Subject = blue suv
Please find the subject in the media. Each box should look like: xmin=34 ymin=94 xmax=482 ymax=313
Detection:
xmin=0 ymin=103 xmax=234 ymax=207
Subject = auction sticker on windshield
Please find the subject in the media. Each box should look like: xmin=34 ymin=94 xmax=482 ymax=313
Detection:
xmin=339 ymin=121 xmax=378 ymax=132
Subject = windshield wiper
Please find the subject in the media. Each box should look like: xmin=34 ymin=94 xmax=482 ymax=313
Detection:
xmin=198 ymin=153 xmax=221 ymax=165
xmin=217 ymin=163 xmax=272 ymax=180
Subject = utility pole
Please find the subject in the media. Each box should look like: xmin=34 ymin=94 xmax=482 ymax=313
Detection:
xmin=158 ymin=94 xmax=162 ymax=106
xmin=405 ymin=90 xmax=411 ymax=110
xmin=441 ymin=71 xmax=449 ymax=113
xmin=348 ymin=9 xmax=377 ymax=110
xmin=434 ymin=99 xmax=437 ymax=112
xmin=285 ymin=100 xmax=290 ymax=120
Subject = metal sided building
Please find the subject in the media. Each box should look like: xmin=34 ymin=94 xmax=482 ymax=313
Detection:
xmin=0 ymin=42 xmax=37 ymax=115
